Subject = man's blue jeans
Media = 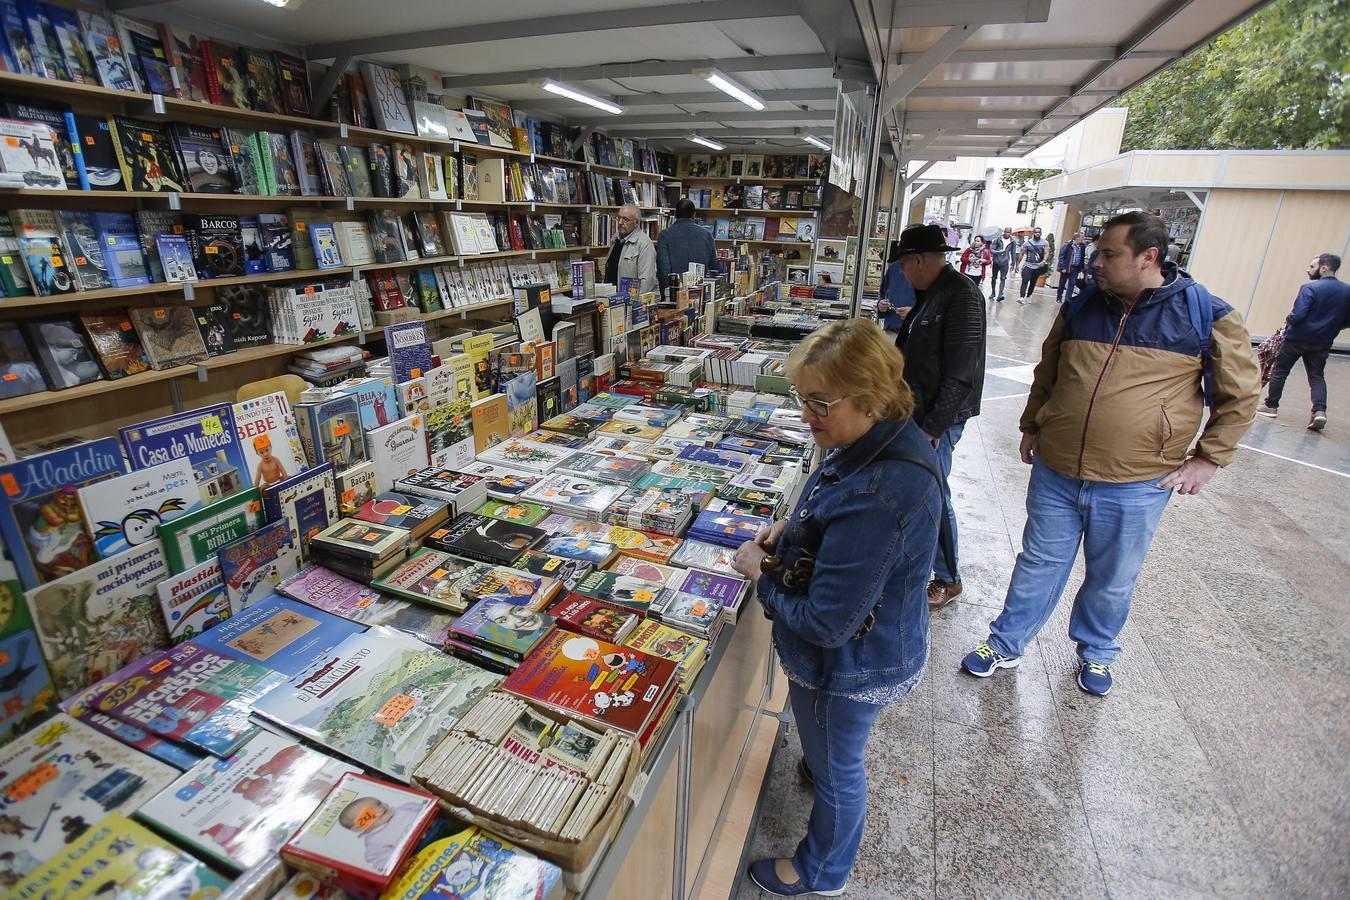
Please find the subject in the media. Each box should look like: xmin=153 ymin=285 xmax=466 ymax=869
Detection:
xmin=789 ymin=681 xmax=884 ymax=890
xmin=1056 ymin=265 xmax=1084 ymax=302
xmin=932 ymin=421 xmax=964 ymax=582
xmin=987 ymin=458 xmax=1172 ymax=665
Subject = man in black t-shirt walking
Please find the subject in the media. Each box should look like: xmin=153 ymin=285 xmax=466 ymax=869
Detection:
xmin=1017 ymin=228 xmax=1050 ymax=303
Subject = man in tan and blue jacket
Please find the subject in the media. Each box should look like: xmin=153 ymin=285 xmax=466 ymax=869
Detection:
xmin=962 ymin=211 xmax=1260 ymax=696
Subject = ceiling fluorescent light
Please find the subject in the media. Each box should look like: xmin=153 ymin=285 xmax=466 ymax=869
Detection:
xmin=695 ymin=68 xmax=765 ymax=111
xmin=803 ymin=134 xmax=831 ymax=151
xmin=533 ymin=78 xmax=623 ymax=115
xmin=689 ymin=134 xmax=726 ymax=151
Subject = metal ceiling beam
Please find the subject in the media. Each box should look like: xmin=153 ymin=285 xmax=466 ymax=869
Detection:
xmin=620 ymin=127 xmax=833 ymax=138
xmin=893 ymin=0 xmax=1051 ymax=28
xmin=882 ymin=24 xmax=975 ymax=115
xmin=908 ymin=126 xmax=1027 ymax=137
xmin=517 ymin=88 xmax=837 ymax=113
xmin=944 ymin=46 xmax=1116 ymax=64
xmin=903 ymin=110 xmax=1049 ymax=122
xmin=616 ymin=111 xmax=836 ymax=127
xmin=441 ymin=53 xmax=833 ymax=90
xmin=910 ymin=84 xmax=1072 ymax=98
xmin=307 ymin=0 xmax=793 ymax=59
xmin=902 ymin=130 xmax=947 ymax=157
xmin=105 ymin=0 xmax=181 ymax=8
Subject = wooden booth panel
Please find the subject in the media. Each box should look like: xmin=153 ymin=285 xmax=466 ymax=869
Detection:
xmin=1188 ymin=189 xmax=1283 ymax=324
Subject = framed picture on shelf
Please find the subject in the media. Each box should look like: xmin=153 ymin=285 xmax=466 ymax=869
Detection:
xmin=814 ymin=238 xmax=847 ymax=266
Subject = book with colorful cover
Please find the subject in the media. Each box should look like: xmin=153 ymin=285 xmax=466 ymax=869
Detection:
xmin=512 ymin=549 xmax=593 ymax=591
xmin=650 ymin=590 xmax=722 ymax=638
xmin=609 ymin=555 xmax=680 ymax=585
xmin=119 ymin=403 xmax=252 ymax=506
xmin=423 ymin=514 xmax=545 ymax=565
xmin=474 ymin=497 xmax=549 ymax=526
xmin=666 ymin=567 xmax=748 ymax=609
xmin=24 ymin=541 xmax=170 ymax=698
xmin=596 ymin=419 xmax=665 ymax=442
xmin=522 ymin=472 xmax=625 ymax=521
xmin=157 ymin=488 xmax=266 ymax=573
xmin=133 ymin=730 xmax=359 ymax=873
xmin=635 ymin=471 xmax=717 ymax=511
xmin=190 ymin=590 xmax=364 ymax=680
xmin=603 ymin=525 xmax=681 ymax=563
xmin=557 ymin=450 xmax=651 ymax=485
xmin=217 ymin=519 xmax=302 ymax=611
xmin=624 ymin=620 xmax=708 ymax=687
xmin=253 ymin=627 xmax=501 ymax=781
xmin=353 ymin=490 xmax=449 ymax=536
xmin=0 ymin=581 xmax=54 ymax=747
xmin=503 ymin=371 xmax=538 ymax=438
xmin=386 ymin=320 xmax=433 ymax=383
xmin=453 ymin=461 xmax=541 ymax=499
xmin=367 ymin=414 xmax=431 ymax=494
xmin=310 ymin=518 xmax=410 ymax=561
xmin=75 ymin=458 xmax=200 ymax=559
xmin=93 ymin=641 xmax=287 ymax=756
xmin=9 ymin=813 xmax=230 ymax=900
xmin=540 ymin=535 xmax=618 ymax=567
xmin=571 ymin=569 xmax=665 ymax=615
xmin=382 ymin=825 xmax=564 ymax=900
xmin=155 ymin=557 xmax=230 ymax=643
xmin=676 ymin=444 xmax=751 ymax=473
xmin=461 ymin=565 xmax=559 ymax=610
xmin=669 ymin=538 xmax=738 ymax=575
xmin=58 ymin=678 xmax=204 ymax=771
xmin=449 ymin=598 xmax=555 ymax=661
xmin=549 ymin=595 xmax=640 ymax=644
xmin=369 ymin=548 xmax=483 ymax=613
xmin=502 ymin=629 xmax=678 ymax=738
xmin=0 ymin=714 xmax=176 ymax=884
xmin=469 ymin=393 xmax=509 ymax=454
xmin=234 ymin=390 xmax=308 ymax=494
xmin=281 ymin=771 xmax=438 ymax=897
xmin=279 ymin=565 xmax=455 ymax=646
xmin=263 ymin=463 xmax=338 ymax=562
xmin=687 ymin=508 xmax=767 ymax=548
xmin=0 ymin=438 xmax=124 ymax=591
xmin=474 ymin=438 xmax=571 ymax=474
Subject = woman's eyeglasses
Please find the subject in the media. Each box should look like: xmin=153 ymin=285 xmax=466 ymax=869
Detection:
xmin=790 ymin=387 xmax=848 ymax=418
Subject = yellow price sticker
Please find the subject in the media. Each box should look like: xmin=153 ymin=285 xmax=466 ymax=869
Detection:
xmin=200 ymin=415 xmax=224 ymax=436
xmin=390 ymin=504 xmax=413 ymax=514
xmin=205 ymin=245 xmax=219 ymax=254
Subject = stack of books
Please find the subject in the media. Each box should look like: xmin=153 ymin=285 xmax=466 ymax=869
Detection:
xmin=522 ymin=473 xmax=625 ymax=522
xmin=308 ymin=517 xmax=411 ymax=582
xmin=624 ymin=619 xmax=709 ymax=691
xmin=549 ymin=595 xmax=642 ymax=644
xmin=395 ymin=466 xmax=489 ymax=515
xmin=650 ymin=589 xmax=725 ymax=641
xmin=686 ymin=507 xmax=770 ymax=548
xmin=604 ymin=485 xmax=694 ymax=536
xmin=351 ymin=489 xmax=450 ymax=541
xmin=448 ymin=593 xmax=557 ymax=671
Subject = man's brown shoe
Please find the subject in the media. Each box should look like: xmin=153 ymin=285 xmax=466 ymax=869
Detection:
xmin=928 ymin=579 xmax=962 ymax=611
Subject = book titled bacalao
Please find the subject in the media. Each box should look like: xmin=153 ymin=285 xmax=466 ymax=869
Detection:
xmin=501 ymin=629 xmax=678 ymax=738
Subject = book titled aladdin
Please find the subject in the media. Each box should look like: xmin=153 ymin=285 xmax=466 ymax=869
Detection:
xmin=501 ymin=629 xmax=677 ymax=738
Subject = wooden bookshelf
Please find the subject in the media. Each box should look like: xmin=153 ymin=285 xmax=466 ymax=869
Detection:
xmin=693 ymin=207 xmax=822 ymax=217
xmin=676 ymin=177 xmax=822 ymax=186
xmin=716 ymin=239 xmax=815 ymax=245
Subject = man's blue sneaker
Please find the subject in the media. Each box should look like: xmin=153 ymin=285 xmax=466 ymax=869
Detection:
xmin=746 ymin=858 xmax=846 ymax=897
xmin=1078 ymin=661 xmax=1113 ymax=696
xmin=961 ymin=642 xmax=1021 ymax=677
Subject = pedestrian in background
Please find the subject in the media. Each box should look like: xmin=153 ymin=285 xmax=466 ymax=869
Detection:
xmin=1257 ymin=253 xmax=1350 ymax=430
xmin=988 ymin=228 xmax=1015 ymax=301
xmin=959 ymin=236 xmax=992 ymax=287
xmin=1017 ymin=227 xmax=1050 ymax=303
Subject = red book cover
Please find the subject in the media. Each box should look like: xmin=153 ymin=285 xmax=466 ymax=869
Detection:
xmin=509 ymin=213 xmax=527 ymax=251
xmin=197 ymin=39 xmax=224 ymax=106
xmin=501 ymin=629 xmax=678 ymax=737
xmin=549 ymin=595 xmax=640 ymax=643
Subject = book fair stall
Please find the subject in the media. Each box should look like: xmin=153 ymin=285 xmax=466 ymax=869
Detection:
xmin=0 ymin=5 xmax=862 ymax=897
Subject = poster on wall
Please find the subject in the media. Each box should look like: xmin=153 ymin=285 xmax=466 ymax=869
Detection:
xmin=818 ymin=183 xmax=860 ymax=239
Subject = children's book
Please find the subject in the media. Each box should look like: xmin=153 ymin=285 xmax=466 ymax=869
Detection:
xmin=0 ymin=580 xmax=54 ymax=747
xmin=370 ymin=548 xmax=484 ymax=613
xmin=253 ymin=627 xmax=501 ymax=781
xmin=191 ymin=593 xmax=365 ymax=678
xmin=233 ymin=390 xmax=308 ymax=493
xmin=76 ymin=457 xmax=200 ymax=558
xmin=475 ymin=438 xmax=571 ymax=474
xmin=279 ymin=565 xmax=455 ymax=646
xmin=156 ymin=557 xmax=230 ymax=643
xmin=94 ymin=640 xmax=287 ymax=757
xmin=217 ymin=519 xmax=302 ymax=611
xmin=423 ymin=513 xmax=545 ymax=565
xmin=157 ymin=488 xmax=265 ymax=573
xmin=294 ymin=394 xmax=366 ymax=472
xmin=625 ymin=619 xmax=708 ymax=686
xmin=119 ymin=403 xmax=251 ymax=507
xmin=134 ymin=730 xmax=359 ymax=873
xmin=281 ymin=772 xmax=438 ymax=897
xmin=0 ymin=438 xmax=124 ymax=590
xmin=9 ymin=813 xmax=230 ymax=900
xmin=382 ymin=825 xmax=564 ymax=900
xmin=24 ymin=540 xmax=170 ymax=698
xmin=449 ymin=597 xmax=555 ymax=661
xmin=0 ymin=714 xmax=176 ymax=884
xmin=263 ymin=463 xmax=337 ymax=561
xmin=58 ymin=677 xmax=204 ymax=771
xmin=549 ymin=595 xmax=640 ymax=644
xmin=501 ymin=629 xmax=677 ymax=738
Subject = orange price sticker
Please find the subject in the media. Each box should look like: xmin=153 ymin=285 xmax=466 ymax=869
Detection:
xmin=355 ymin=596 xmax=374 ymax=608
xmin=154 ymin=309 xmax=167 ymax=319
xmin=3 ymin=137 xmax=17 ymax=147
xmin=141 ymin=132 xmax=153 ymax=141
xmin=390 ymin=504 xmax=413 ymax=514
xmin=50 ymin=256 xmax=62 ymax=266
xmin=429 ymin=568 xmax=449 ymax=579
xmin=373 ymin=693 xmax=416 ymax=726
xmin=74 ymin=256 xmax=87 ymax=265
xmin=0 ymin=473 xmax=19 ymax=496
xmin=204 ymin=245 xmax=219 ymax=254
xmin=303 ymin=286 xmax=315 ymax=295
xmin=232 ymin=313 xmax=241 ymax=319
xmin=119 ymin=321 xmax=130 ymax=329
xmin=2 ymin=374 xmax=16 ymax=382
xmin=149 ymin=658 xmax=172 ymax=673
xmin=173 ymin=225 xmax=184 ymax=233
xmin=334 ymin=422 xmax=351 ymax=437
xmin=352 ymin=805 xmax=382 ymax=830
xmin=84 ymin=136 xmax=94 ymax=145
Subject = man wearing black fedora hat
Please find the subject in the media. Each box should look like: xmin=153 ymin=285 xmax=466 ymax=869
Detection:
xmin=892 ymin=223 xmax=987 ymax=612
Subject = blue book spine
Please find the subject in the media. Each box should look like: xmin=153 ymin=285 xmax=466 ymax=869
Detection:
xmin=92 ymin=211 xmax=151 ymax=287
xmin=62 ymin=110 xmax=89 ymax=191
xmin=0 ymin=1 xmax=21 ymax=73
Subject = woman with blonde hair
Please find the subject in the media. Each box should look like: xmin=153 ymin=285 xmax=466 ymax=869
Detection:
xmin=733 ymin=318 xmax=942 ymax=897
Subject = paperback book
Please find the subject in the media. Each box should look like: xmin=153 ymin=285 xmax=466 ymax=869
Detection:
xmin=134 ymin=730 xmax=358 ymax=873
xmin=549 ymin=595 xmax=640 ymax=644
xmin=571 ymin=569 xmax=665 ymax=615
xmin=58 ymin=674 xmax=204 ymax=771
xmin=23 ymin=540 xmax=170 ymax=697
xmin=280 ymin=565 xmax=455 ymax=646
xmin=0 ymin=714 xmax=175 ymax=884
xmin=129 ymin=305 xmax=209 ymax=367
xmin=522 ymin=473 xmax=625 ymax=522
xmin=192 ymin=592 xmax=365 ymax=678
xmin=449 ymin=597 xmax=556 ymax=661
xmin=76 ymin=457 xmax=200 ymax=558
xmin=370 ymin=548 xmax=484 ymax=613
xmin=155 ymin=557 xmax=230 ymax=643
xmin=218 ymin=519 xmax=302 ymax=611
xmin=253 ymin=627 xmax=501 ymax=781
xmin=475 ymin=438 xmax=571 ymax=474
xmin=353 ymin=490 xmax=449 ymax=538
xmin=423 ymin=513 xmax=545 ymax=565
xmin=310 ymin=518 xmax=410 ymax=562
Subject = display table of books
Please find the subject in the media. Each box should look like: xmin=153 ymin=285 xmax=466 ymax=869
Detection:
xmin=0 ymin=324 xmax=813 ymax=899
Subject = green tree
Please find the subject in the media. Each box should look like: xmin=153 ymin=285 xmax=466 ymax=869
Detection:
xmin=1120 ymin=0 xmax=1348 ymax=151
xmin=999 ymin=168 xmax=1060 ymax=224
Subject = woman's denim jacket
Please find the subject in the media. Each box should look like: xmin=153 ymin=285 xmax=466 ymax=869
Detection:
xmin=757 ymin=417 xmax=940 ymax=699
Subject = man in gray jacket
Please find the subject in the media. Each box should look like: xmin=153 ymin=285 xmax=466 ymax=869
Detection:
xmin=657 ymin=199 xmax=719 ymax=300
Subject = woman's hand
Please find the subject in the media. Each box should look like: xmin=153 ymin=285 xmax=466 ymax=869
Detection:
xmin=756 ymin=519 xmax=787 ymax=552
xmin=732 ymin=539 xmax=769 ymax=579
